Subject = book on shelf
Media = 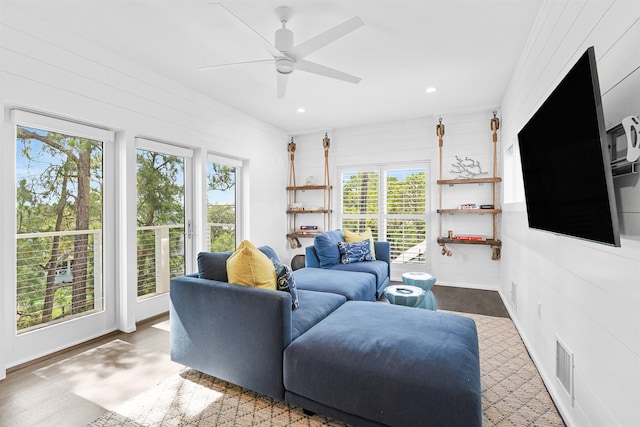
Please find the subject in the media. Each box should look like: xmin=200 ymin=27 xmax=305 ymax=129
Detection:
xmin=458 ymin=203 xmax=477 ymax=209
xmin=454 ymin=234 xmax=486 ymax=241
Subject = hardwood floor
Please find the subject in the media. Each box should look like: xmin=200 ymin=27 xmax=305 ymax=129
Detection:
xmin=0 ymin=285 xmax=508 ymax=426
xmin=0 ymin=315 xmax=182 ymax=427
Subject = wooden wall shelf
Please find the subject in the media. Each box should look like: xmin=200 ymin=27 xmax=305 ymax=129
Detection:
xmin=437 ymin=115 xmax=502 ymax=260
xmin=437 ymin=177 xmax=502 ymax=185
xmin=286 ymin=185 xmax=332 ymax=191
xmin=286 ymin=209 xmax=332 ymax=214
xmin=437 ymin=237 xmax=502 ymax=246
xmin=286 ymin=133 xmax=333 ymax=249
xmin=437 ymin=208 xmax=501 ymax=215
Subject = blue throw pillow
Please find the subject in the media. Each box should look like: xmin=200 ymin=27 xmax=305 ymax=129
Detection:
xmin=314 ymin=229 xmax=345 ymax=268
xmin=337 ymin=239 xmax=373 ymax=264
xmin=197 ymin=251 xmax=232 ymax=281
xmin=272 ymin=259 xmax=299 ymax=310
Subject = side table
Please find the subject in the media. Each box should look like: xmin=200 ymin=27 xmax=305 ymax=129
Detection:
xmin=384 ymin=285 xmax=426 ymax=308
xmin=402 ymin=272 xmax=437 ymax=310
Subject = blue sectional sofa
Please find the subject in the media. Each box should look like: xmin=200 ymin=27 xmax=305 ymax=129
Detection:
xmin=170 ymin=240 xmax=482 ymax=426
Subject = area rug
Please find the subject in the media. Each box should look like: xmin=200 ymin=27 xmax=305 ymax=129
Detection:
xmin=89 ymin=312 xmax=565 ymax=427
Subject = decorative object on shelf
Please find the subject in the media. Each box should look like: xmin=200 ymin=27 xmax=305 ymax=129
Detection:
xmin=450 ymin=156 xmax=488 ymax=179
xmin=305 ymin=176 xmax=314 ymax=185
xmin=436 ymin=113 xmax=502 ymax=260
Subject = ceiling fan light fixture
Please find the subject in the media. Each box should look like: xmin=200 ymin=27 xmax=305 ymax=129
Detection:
xmin=276 ymin=57 xmax=295 ymax=74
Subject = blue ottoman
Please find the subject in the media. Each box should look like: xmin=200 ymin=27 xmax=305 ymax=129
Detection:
xmin=403 ymin=271 xmax=438 ymax=310
xmin=283 ymin=301 xmax=482 ymax=427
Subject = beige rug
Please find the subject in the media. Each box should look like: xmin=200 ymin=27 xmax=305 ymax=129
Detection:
xmin=89 ymin=312 xmax=565 ymax=427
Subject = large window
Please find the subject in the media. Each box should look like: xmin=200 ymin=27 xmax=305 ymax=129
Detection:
xmin=206 ymin=154 xmax=241 ymax=252
xmin=15 ymin=120 xmax=106 ymax=332
xmin=339 ymin=163 xmax=429 ymax=273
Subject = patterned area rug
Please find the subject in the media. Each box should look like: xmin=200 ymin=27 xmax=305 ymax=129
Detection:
xmin=89 ymin=312 xmax=565 ymax=427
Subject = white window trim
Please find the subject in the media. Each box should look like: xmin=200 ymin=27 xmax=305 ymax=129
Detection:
xmin=11 ymin=110 xmax=115 ymax=142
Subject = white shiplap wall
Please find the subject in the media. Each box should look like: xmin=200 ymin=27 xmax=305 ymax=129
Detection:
xmin=500 ymin=1 xmax=640 ymax=426
xmin=288 ymin=110 xmax=503 ymax=288
xmin=0 ymin=3 xmax=287 ymax=371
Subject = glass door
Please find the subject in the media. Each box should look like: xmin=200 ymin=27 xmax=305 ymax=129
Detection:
xmin=11 ymin=110 xmax=115 ymax=364
xmin=135 ymin=140 xmax=193 ymax=305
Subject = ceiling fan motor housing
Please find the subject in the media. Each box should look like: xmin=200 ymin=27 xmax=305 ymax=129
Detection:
xmin=275 ymin=27 xmax=294 ymax=53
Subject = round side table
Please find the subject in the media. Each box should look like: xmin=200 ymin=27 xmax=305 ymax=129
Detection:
xmin=401 ymin=272 xmax=437 ymax=310
xmin=384 ymin=285 xmax=426 ymax=308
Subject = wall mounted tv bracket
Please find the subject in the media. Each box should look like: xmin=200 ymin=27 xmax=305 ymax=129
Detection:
xmin=622 ymin=115 xmax=639 ymax=162
xmin=609 ymin=114 xmax=640 ymax=177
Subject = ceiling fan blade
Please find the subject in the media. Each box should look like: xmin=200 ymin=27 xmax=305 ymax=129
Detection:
xmin=212 ymin=2 xmax=282 ymax=58
xmin=277 ymin=72 xmax=289 ymax=99
xmin=296 ymin=60 xmax=361 ymax=84
xmin=198 ymin=59 xmax=273 ymax=71
xmin=290 ymin=16 xmax=364 ymax=60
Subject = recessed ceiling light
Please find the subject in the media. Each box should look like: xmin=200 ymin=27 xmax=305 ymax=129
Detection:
xmin=425 ymin=87 xmax=437 ymax=94
xmin=297 ymin=107 xmax=306 ymax=113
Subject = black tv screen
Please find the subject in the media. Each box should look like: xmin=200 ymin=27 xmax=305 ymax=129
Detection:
xmin=517 ymin=47 xmax=620 ymax=246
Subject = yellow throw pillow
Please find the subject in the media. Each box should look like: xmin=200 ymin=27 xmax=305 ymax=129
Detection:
xmin=226 ymin=240 xmax=277 ymax=290
xmin=344 ymin=228 xmax=376 ymax=260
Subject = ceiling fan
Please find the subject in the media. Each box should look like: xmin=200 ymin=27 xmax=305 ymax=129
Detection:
xmin=200 ymin=3 xmax=364 ymax=98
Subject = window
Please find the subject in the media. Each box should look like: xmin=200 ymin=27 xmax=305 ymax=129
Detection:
xmin=14 ymin=112 xmax=111 ymax=333
xmin=339 ymin=163 xmax=429 ymax=274
xmin=206 ymin=154 xmax=241 ymax=252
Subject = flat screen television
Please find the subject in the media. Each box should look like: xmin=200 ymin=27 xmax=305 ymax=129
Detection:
xmin=517 ymin=47 xmax=620 ymax=246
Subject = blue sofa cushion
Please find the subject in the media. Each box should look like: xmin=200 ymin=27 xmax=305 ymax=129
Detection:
xmin=197 ymin=251 xmax=232 ymax=281
xmin=293 ymin=268 xmax=376 ymax=302
xmin=337 ymin=239 xmax=372 ymax=264
xmin=291 ymin=290 xmax=346 ymax=341
xmin=273 ymin=259 xmax=299 ymax=309
xmin=328 ymin=259 xmax=389 ymax=290
xmin=284 ymin=301 xmax=482 ymax=427
xmin=313 ymin=229 xmax=345 ymax=268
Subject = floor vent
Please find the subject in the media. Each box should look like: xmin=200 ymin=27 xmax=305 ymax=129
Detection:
xmin=556 ymin=337 xmax=574 ymax=406
xmin=511 ymin=281 xmax=517 ymax=311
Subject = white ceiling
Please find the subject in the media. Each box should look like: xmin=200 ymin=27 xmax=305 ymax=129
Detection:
xmin=8 ymin=0 xmax=543 ymax=134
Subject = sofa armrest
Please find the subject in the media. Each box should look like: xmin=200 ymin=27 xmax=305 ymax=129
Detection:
xmin=170 ymin=275 xmax=292 ymax=400
xmin=374 ymin=241 xmax=391 ymax=277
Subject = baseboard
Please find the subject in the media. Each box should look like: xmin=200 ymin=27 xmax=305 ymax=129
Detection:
xmin=432 ymin=281 xmax=499 ymax=291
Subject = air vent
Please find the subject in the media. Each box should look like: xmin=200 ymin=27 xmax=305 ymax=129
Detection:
xmin=556 ymin=337 xmax=574 ymax=406
xmin=511 ymin=281 xmax=517 ymax=311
